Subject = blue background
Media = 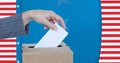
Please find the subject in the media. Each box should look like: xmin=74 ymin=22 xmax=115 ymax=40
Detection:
xmin=16 ymin=0 xmax=102 ymax=63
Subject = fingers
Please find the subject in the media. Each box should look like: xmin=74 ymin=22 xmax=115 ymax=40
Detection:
xmin=50 ymin=11 xmax=66 ymax=29
xmin=59 ymin=18 xmax=66 ymax=29
xmin=43 ymin=19 xmax=58 ymax=31
xmin=44 ymin=25 xmax=48 ymax=30
xmin=44 ymin=20 xmax=56 ymax=30
xmin=30 ymin=10 xmax=66 ymax=30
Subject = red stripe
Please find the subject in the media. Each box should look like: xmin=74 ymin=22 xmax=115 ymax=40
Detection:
xmin=0 ymin=45 xmax=16 ymax=47
xmin=0 ymin=8 xmax=16 ymax=10
xmin=100 ymin=0 xmax=120 ymax=63
xmin=0 ymin=40 xmax=16 ymax=42
xmin=101 ymin=1 xmax=120 ymax=3
xmin=102 ymin=34 xmax=120 ymax=37
xmin=0 ymin=1 xmax=17 ymax=63
xmin=0 ymin=61 xmax=16 ymax=63
xmin=0 ymin=50 xmax=16 ymax=52
xmin=102 ymin=20 xmax=120 ymax=21
xmin=101 ymin=51 xmax=120 ymax=54
xmin=102 ymin=46 xmax=120 ymax=48
xmin=100 ymin=57 xmax=120 ymax=59
xmin=102 ymin=12 xmax=120 ymax=14
xmin=102 ymin=40 xmax=120 ymax=42
xmin=0 ymin=13 xmax=16 ymax=16
xmin=102 ymin=6 xmax=120 ymax=9
xmin=102 ymin=23 xmax=120 ymax=26
xmin=0 ymin=55 xmax=16 ymax=58
xmin=102 ymin=29 xmax=120 ymax=31
xmin=0 ymin=2 xmax=16 ymax=5
xmin=102 ymin=18 xmax=120 ymax=20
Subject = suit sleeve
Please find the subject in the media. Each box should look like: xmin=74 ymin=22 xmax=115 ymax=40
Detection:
xmin=0 ymin=13 xmax=29 ymax=39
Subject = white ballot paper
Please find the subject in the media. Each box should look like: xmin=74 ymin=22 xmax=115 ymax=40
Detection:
xmin=34 ymin=23 xmax=68 ymax=48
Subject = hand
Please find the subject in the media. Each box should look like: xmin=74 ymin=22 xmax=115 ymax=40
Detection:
xmin=22 ymin=10 xmax=66 ymax=30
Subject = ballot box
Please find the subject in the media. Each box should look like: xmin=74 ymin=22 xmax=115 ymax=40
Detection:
xmin=22 ymin=42 xmax=73 ymax=63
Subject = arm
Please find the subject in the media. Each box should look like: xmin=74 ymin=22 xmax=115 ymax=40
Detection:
xmin=0 ymin=14 xmax=28 ymax=39
xmin=0 ymin=10 xmax=65 ymax=39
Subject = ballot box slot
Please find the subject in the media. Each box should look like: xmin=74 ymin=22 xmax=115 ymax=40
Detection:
xmin=29 ymin=46 xmax=34 ymax=48
xmin=28 ymin=45 xmax=63 ymax=48
xmin=57 ymin=45 xmax=62 ymax=47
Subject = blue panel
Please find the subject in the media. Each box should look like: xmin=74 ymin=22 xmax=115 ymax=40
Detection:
xmin=17 ymin=0 xmax=102 ymax=63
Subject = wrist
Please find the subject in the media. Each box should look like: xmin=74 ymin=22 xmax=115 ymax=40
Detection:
xmin=22 ymin=11 xmax=32 ymax=26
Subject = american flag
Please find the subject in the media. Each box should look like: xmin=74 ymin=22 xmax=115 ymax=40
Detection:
xmin=0 ymin=0 xmax=16 ymax=63
xmin=100 ymin=0 xmax=120 ymax=63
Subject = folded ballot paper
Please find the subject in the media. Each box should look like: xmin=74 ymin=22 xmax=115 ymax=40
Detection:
xmin=34 ymin=23 xmax=68 ymax=48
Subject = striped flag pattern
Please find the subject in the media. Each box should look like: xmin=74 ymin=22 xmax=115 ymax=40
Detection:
xmin=99 ymin=0 xmax=120 ymax=63
xmin=0 ymin=0 xmax=16 ymax=63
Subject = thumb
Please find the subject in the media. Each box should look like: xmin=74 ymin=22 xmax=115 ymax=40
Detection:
xmin=43 ymin=19 xmax=58 ymax=31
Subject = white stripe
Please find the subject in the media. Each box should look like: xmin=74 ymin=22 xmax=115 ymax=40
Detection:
xmin=102 ymin=15 xmax=120 ymax=18
xmin=100 ymin=54 xmax=120 ymax=57
xmin=0 ymin=16 xmax=10 ymax=18
xmin=102 ymin=26 xmax=120 ymax=29
xmin=99 ymin=60 xmax=120 ymax=62
xmin=0 ymin=0 xmax=16 ymax=2
xmin=0 ymin=10 xmax=16 ymax=13
xmin=2 ymin=37 xmax=16 ymax=40
xmin=102 ymin=3 xmax=120 ymax=6
xmin=102 ymin=9 xmax=120 ymax=12
xmin=0 ymin=58 xmax=16 ymax=61
xmin=102 ymin=21 xmax=120 ymax=23
xmin=0 ymin=47 xmax=16 ymax=50
xmin=102 ymin=43 xmax=120 ymax=46
xmin=0 ymin=53 xmax=16 ymax=55
xmin=0 ymin=5 xmax=16 ymax=8
xmin=101 ymin=48 xmax=120 ymax=51
xmin=0 ymin=42 xmax=16 ymax=45
xmin=102 ymin=32 xmax=120 ymax=34
xmin=102 ymin=37 xmax=120 ymax=40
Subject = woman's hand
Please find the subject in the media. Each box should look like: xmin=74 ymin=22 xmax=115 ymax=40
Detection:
xmin=22 ymin=10 xmax=66 ymax=30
